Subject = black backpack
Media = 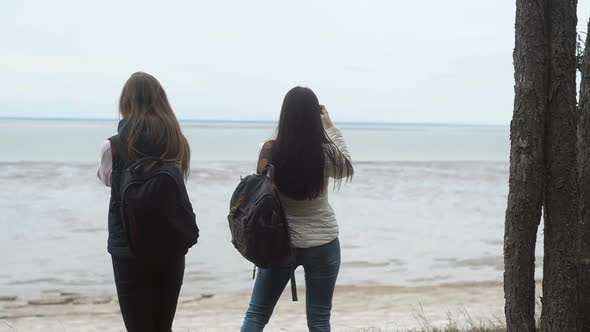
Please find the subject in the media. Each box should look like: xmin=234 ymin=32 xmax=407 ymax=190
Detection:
xmin=112 ymin=138 xmax=199 ymax=259
xmin=228 ymin=165 xmax=298 ymax=300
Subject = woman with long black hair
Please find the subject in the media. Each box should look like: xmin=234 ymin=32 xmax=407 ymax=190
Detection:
xmin=241 ymin=86 xmax=354 ymax=332
xmin=97 ymin=72 xmax=194 ymax=332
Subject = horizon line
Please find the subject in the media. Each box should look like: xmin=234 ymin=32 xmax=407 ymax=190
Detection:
xmin=0 ymin=116 xmax=509 ymax=127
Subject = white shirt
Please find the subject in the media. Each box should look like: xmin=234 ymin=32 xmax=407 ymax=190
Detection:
xmin=97 ymin=140 xmax=113 ymax=187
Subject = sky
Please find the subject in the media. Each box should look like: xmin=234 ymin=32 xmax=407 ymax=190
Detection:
xmin=1 ymin=1 xmax=590 ymax=125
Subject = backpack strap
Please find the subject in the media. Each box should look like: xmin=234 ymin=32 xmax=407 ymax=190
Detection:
xmin=261 ymin=164 xmax=276 ymax=182
xmin=108 ymin=135 xmax=127 ymax=202
xmin=257 ymin=141 xmax=274 ymax=174
xmin=109 ymin=134 xmax=128 ymax=165
xmin=252 ymin=267 xmax=298 ymax=302
xmin=290 ymin=271 xmax=298 ymax=301
xmin=107 ymin=135 xmax=129 ymax=242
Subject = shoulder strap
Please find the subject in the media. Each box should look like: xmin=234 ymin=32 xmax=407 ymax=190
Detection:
xmin=107 ymin=135 xmax=129 ymax=210
xmin=109 ymin=135 xmax=128 ymax=163
xmin=290 ymin=272 xmax=298 ymax=301
xmin=257 ymin=141 xmax=274 ymax=174
xmin=261 ymin=164 xmax=276 ymax=183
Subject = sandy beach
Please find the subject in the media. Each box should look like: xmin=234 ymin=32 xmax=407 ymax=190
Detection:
xmin=0 ymin=281 xmax=533 ymax=332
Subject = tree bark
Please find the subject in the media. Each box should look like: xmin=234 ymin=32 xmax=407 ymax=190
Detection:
xmin=578 ymin=18 xmax=590 ymax=332
xmin=504 ymin=1 xmax=547 ymax=331
xmin=541 ymin=0 xmax=579 ymax=331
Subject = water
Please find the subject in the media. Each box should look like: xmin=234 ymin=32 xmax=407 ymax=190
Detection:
xmin=0 ymin=119 xmax=528 ymax=299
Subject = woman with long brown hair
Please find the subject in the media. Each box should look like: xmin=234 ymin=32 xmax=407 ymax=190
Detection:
xmin=97 ymin=72 xmax=195 ymax=332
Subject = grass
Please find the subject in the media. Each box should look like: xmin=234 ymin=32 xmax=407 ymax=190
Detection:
xmin=407 ymin=304 xmax=507 ymax=332
xmin=391 ymin=301 xmax=542 ymax=332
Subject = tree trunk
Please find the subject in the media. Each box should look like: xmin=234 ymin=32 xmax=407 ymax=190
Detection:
xmin=541 ymin=0 xmax=579 ymax=331
xmin=578 ymin=18 xmax=590 ymax=332
xmin=504 ymin=1 xmax=547 ymax=331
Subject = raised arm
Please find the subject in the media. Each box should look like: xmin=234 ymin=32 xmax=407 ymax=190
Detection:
xmin=321 ymin=106 xmax=352 ymax=179
xmin=325 ymin=127 xmax=353 ymax=179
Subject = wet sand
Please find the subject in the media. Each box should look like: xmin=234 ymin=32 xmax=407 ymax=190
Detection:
xmin=1 ymin=281 xmax=537 ymax=332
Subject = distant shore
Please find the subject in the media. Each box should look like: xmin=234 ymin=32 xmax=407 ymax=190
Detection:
xmin=0 ymin=116 xmax=509 ymax=128
xmin=1 ymin=281 xmax=534 ymax=332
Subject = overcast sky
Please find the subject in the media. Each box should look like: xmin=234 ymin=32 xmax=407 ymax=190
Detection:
xmin=1 ymin=1 xmax=590 ymax=124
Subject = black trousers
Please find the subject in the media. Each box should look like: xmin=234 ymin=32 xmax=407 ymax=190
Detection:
xmin=112 ymin=256 xmax=185 ymax=332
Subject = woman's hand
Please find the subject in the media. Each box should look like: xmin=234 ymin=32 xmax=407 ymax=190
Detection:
xmin=320 ymin=105 xmax=334 ymax=129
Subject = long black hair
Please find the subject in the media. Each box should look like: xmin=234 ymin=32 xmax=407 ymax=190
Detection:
xmin=271 ymin=87 xmax=353 ymax=200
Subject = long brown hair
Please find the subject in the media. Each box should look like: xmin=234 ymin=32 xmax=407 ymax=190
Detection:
xmin=119 ymin=72 xmax=191 ymax=177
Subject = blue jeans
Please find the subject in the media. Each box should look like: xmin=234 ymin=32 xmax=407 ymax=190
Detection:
xmin=241 ymin=238 xmax=341 ymax=332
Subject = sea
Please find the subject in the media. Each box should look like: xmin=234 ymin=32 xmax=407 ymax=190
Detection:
xmin=0 ymin=118 xmax=532 ymax=300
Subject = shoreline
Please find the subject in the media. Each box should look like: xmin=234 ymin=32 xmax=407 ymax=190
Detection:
xmin=1 ymin=281 xmax=536 ymax=332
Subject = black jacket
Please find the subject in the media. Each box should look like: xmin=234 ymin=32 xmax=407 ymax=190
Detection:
xmin=106 ymin=120 xmax=164 ymax=257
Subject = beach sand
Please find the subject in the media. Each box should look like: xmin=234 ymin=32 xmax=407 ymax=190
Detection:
xmin=0 ymin=281 xmax=534 ymax=332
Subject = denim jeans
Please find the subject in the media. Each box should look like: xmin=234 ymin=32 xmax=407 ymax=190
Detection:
xmin=241 ymin=238 xmax=341 ymax=332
